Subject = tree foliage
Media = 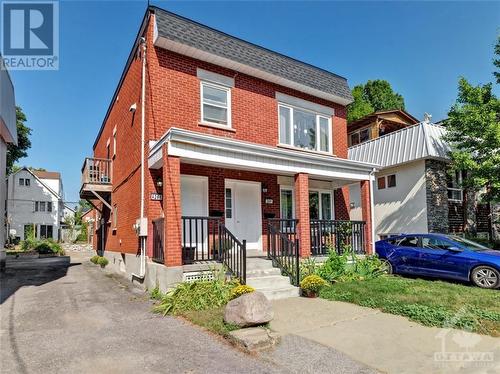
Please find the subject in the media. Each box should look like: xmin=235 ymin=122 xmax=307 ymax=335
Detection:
xmin=444 ymin=78 xmax=500 ymax=202
xmin=347 ymin=80 xmax=405 ymax=123
xmin=7 ymin=106 xmax=32 ymax=174
xmin=494 ymin=35 xmax=500 ymax=84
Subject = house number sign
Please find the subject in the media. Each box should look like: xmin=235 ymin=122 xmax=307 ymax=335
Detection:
xmin=151 ymin=193 xmax=163 ymax=201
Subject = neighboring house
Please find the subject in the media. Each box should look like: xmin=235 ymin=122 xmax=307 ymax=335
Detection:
xmin=80 ymin=209 xmax=95 ymax=244
xmin=348 ymin=118 xmax=492 ymax=239
xmin=0 ymin=57 xmax=17 ymax=267
xmin=347 ymin=109 xmax=419 ymax=147
xmin=7 ymin=168 xmax=65 ymax=241
xmin=80 ymin=6 xmax=377 ymax=292
xmin=63 ymin=204 xmax=76 ymax=222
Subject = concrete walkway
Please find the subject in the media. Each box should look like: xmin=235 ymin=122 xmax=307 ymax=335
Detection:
xmin=270 ymin=297 xmax=500 ymax=374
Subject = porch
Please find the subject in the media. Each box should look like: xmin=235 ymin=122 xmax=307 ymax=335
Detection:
xmin=148 ymin=128 xmax=377 ymax=284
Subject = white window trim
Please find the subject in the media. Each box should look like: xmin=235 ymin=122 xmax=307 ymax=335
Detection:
xmin=200 ymin=81 xmax=232 ymax=128
xmin=277 ymin=103 xmax=333 ymax=155
xmin=309 ymin=189 xmax=335 ymax=220
xmin=447 ymin=172 xmax=463 ymax=202
xmin=112 ymin=126 xmax=117 ymax=157
xmin=279 ymin=186 xmax=295 ymax=219
xmin=377 ymin=174 xmax=397 ymax=190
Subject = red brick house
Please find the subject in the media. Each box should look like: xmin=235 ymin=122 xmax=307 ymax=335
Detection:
xmin=80 ymin=6 xmax=377 ymax=293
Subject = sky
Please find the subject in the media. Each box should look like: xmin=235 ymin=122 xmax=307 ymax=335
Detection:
xmin=8 ymin=0 xmax=500 ymax=204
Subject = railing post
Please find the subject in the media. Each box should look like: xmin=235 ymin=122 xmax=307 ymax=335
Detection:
xmin=295 ymin=238 xmax=300 ymax=286
xmin=242 ymin=240 xmax=247 ymax=285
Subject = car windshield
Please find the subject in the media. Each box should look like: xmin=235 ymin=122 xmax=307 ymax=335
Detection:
xmin=446 ymin=236 xmax=490 ymax=251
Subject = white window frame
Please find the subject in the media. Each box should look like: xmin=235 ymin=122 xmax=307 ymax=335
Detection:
xmin=200 ymin=81 xmax=232 ymax=128
xmin=279 ymin=186 xmax=295 ymax=220
xmin=112 ymin=126 xmax=117 ymax=158
xmin=277 ymin=103 xmax=332 ymax=154
xmin=309 ymin=189 xmax=335 ymax=220
xmin=447 ymin=171 xmax=463 ymax=202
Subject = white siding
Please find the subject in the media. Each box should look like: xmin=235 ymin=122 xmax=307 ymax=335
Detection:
xmin=350 ymin=160 xmax=428 ymax=239
xmin=6 ymin=170 xmax=63 ymax=241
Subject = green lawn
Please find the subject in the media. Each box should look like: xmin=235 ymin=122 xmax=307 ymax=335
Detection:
xmin=319 ymin=276 xmax=500 ymax=336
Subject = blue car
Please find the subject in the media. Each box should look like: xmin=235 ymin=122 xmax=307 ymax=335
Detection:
xmin=375 ymin=234 xmax=500 ymax=289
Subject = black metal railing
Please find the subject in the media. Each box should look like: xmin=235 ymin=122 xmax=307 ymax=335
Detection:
xmin=181 ymin=216 xmax=222 ymax=264
xmin=218 ymin=224 xmax=247 ymax=285
xmin=310 ymin=220 xmax=366 ymax=255
xmin=267 ymin=219 xmax=300 ymax=286
xmin=152 ymin=218 xmax=164 ymax=263
xmin=181 ymin=216 xmax=246 ymax=284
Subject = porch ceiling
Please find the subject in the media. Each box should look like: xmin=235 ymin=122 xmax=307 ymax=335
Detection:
xmin=149 ymin=128 xmax=379 ymax=182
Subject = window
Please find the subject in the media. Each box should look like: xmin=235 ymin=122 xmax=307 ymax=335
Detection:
xmin=421 ymin=237 xmax=454 ymax=250
xmin=387 ymin=174 xmax=396 ymax=188
xmin=113 ymin=127 xmax=117 ymax=157
xmin=278 ymin=104 xmax=331 ymax=153
xmin=39 ymin=202 xmax=46 ymax=212
xmin=19 ymin=178 xmax=24 ymax=186
xmin=225 ymin=188 xmax=232 ymax=219
xmin=40 ymin=225 xmax=53 ymax=240
xmin=349 ymin=128 xmax=370 ymax=146
xmin=25 ymin=178 xmax=30 ymax=186
xmin=447 ymin=171 xmax=463 ymax=201
xmin=201 ymin=81 xmax=231 ymax=126
xmin=280 ymin=188 xmax=293 ymax=220
xmin=394 ymin=236 xmax=419 ymax=247
xmin=47 ymin=202 xmax=52 ymax=212
xmin=309 ymin=190 xmax=333 ymax=220
xmin=106 ymin=143 xmax=110 ymax=160
xmin=377 ymin=177 xmax=386 ymax=190
xmin=34 ymin=202 xmax=38 ymax=212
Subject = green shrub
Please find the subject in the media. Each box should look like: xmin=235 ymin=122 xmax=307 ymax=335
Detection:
xmin=299 ymin=257 xmax=319 ymax=281
xmin=300 ymin=275 xmax=328 ymax=293
xmin=150 ymin=285 xmax=164 ymax=300
xmin=316 ymin=250 xmax=349 ymax=282
xmin=153 ymin=274 xmax=238 ymax=316
xmin=97 ymin=256 xmax=109 ymax=267
xmin=75 ymin=221 xmax=88 ymax=243
xmin=90 ymin=255 xmax=100 ymax=264
xmin=21 ymin=238 xmax=38 ymax=251
xmin=230 ymin=284 xmax=255 ymax=300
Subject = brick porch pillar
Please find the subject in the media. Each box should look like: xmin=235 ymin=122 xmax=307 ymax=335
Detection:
xmin=360 ymin=179 xmax=373 ymax=254
xmin=294 ymin=172 xmax=311 ymax=258
xmin=163 ymin=145 xmax=182 ymax=266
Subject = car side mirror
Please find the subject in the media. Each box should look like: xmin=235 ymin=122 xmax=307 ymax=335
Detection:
xmin=447 ymin=246 xmax=462 ymax=252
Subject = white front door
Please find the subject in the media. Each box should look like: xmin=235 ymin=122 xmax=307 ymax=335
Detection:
xmin=181 ymin=175 xmax=208 ymax=249
xmin=225 ymin=180 xmax=262 ymax=250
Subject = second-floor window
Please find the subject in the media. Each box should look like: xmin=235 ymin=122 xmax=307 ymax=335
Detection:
xmin=447 ymin=170 xmax=463 ymax=201
xmin=278 ymin=104 xmax=331 ymax=153
xmin=19 ymin=178 xmax=30 ymax=186
xmin=201 ymin=81 xmax=231 ymax=127
xmin=350 ymin=128 xmax=370 ymax=146
xmin=34 ymin=201 xmax=52 ymax=212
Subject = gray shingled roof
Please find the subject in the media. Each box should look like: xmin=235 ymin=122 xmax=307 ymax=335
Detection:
xmin=153 ymin=6 xmax=353 ymax=102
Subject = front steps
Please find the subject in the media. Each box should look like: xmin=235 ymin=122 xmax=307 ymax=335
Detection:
xmin=245 ymin=256 xmax=300 ymax=300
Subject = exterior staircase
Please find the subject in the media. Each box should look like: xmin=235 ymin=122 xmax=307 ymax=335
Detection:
xmin=245 ymin=251 xmax=300 ymax=300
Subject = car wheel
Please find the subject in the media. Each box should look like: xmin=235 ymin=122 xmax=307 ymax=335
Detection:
xmin=471 ymin=266 xmax=500 ymax=289
xmin=381 ymin=260 xmax=393 ymax=275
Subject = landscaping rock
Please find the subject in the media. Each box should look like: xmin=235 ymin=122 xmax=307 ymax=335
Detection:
xmin=228 ymin=327 xmax=280 ymax=352
xmin=224 ymin=291 xmax=273 ymax=327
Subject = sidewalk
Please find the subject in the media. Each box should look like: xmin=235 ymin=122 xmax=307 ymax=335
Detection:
xmin=270 ymin=297 xmax=500 ymax=374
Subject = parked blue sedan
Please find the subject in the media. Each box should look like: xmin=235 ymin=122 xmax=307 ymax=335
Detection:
xmin=375 ymin=234 xmax=500 ymax=289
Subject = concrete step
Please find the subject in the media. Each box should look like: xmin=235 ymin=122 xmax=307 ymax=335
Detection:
xmin=246 ymin=260 xmax=276 ymax=271
xmin=246 ymin=275 xmax=293 ymax=289
xmin=258 ymin=285 xmax=300 ymax=300
xmin=246 ymin=267 xmax=282 ymax=277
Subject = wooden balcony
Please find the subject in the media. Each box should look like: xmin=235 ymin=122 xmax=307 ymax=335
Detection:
xmin=80 ymin=158 xmax=112 ymax=200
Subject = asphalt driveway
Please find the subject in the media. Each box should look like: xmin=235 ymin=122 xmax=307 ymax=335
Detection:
xmin=0 ymin=252 xmax=373 ymax=374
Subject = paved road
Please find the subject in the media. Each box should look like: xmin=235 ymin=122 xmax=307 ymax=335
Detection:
xmin=0 ymin=252 xmax=374 ymax=374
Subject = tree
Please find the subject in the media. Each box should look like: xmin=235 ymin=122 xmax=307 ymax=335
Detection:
xmin=7 ymin=106 xmax=32 ymax=174
xmin=347 ymin=80 xmax=405 ymax=123
xmin=74 ymin=200 xmax=91 ymax=225
xmin=494 ymin=35 xmax=500 ymax=84
xmin=444 ymin=78 xmax=500 ymax=203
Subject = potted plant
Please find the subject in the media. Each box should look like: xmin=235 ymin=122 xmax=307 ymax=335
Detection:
xmin=97 ymin=256 xmax=109 ymax=268
xmin=299 ymin=275 xmax=328 ymax=298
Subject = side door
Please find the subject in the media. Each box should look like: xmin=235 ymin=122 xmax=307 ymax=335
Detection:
xmin=418 ymin=236 xmax=466 ymax=279
xmin=386 ymin=236 xmax=422 ymax=273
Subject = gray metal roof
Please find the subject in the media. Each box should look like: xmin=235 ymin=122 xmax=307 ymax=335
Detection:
xmin=153 ymin=6 xmax=352 ymax=103
xmin=348 ymin=122 xmax=450 ymax=168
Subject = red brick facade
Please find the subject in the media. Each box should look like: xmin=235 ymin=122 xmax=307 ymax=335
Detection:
xmin=89 ymin=12 xmax=371 ymax=262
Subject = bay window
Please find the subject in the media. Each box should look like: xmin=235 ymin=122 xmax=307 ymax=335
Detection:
xmin=278 ymin=104 xmax=331 ymax=153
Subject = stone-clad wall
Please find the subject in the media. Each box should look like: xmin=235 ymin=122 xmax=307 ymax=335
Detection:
xmin=425 ymin=160 xmax=449 ymax=233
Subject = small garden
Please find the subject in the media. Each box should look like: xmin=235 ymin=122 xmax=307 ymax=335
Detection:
xmin=150 ymin=269 xmax=257 ymax=336
xmin=298 ymin=243 xmax=500 ymax=336
xmin=7 ymin=236 xmax=65 ymax=257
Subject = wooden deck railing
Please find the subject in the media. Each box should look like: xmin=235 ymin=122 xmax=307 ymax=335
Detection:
xmin=81 ymin=158 xmax=112 ymax=185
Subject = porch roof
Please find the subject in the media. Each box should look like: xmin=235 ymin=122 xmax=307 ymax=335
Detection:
xmin=149 ymin=128 xmax=378 ymax=182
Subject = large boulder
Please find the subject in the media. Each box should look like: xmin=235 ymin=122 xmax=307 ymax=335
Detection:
xmin=224 ymin=291 xmax=274 ymax=327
